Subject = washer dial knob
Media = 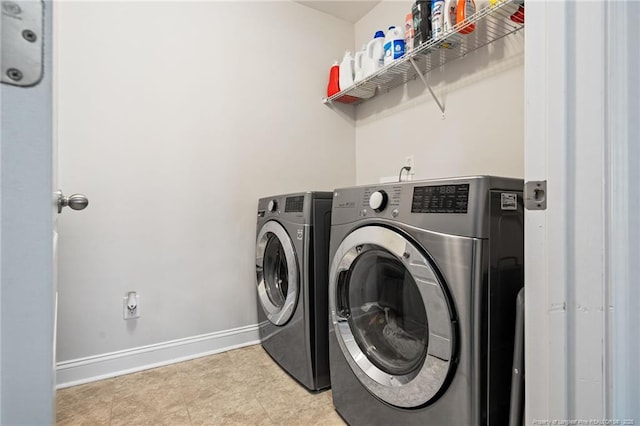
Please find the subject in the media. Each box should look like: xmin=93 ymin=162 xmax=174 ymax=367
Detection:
xmin=369 ymin=191 xmax=388 ymax=212
xmin=267 ymin=200 xmax=278 ymax=212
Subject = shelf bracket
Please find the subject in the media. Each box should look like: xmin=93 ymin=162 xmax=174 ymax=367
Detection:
xmin=409 ymin=57 xmax=445 ymax=115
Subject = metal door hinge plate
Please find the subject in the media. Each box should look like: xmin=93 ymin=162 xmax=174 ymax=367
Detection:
xmin=1 ymin=0 xmax=44 ymax=87
xmin=524 ymin=180 xmax=547 ymax=210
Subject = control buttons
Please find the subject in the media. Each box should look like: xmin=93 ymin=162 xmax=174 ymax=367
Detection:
xmin=392 ymin=209 xmax=399 ymax=218
xmin=360 ymin=209 xmax=368 ymax=217
xmin=369 ymin=190 xmax=388 ymax=212
xmin=267 ymin=200 xmax=278 ymax=212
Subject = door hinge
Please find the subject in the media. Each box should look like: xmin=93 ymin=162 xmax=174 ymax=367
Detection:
xmin=1 ymin=0 xmax=44 ymax=87
xmin=524 ymin=180 xmax=547 ymax=210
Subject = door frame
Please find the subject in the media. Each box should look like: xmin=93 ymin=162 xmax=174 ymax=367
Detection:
xmin=524 ymin=1 xmax=639 ymax=423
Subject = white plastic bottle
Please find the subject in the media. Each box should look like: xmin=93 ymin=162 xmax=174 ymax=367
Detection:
xmin=339 ymin=51 xmax=355 ymax=90
xmin=354 ymin=45 xmax=367 ymax=82
xmin=365 ymin=30 xmax=385 ymax=77
xmin=443 ymin=0 xmax=456 ymax=34
xmin=432 ymin=0 xmax=445 ymax=40
xmin=383 ymin=26 xmax=406 ymax=66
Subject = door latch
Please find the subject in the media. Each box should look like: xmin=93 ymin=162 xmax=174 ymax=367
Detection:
xmin=524 ymin=180 xmax=547 ymax=210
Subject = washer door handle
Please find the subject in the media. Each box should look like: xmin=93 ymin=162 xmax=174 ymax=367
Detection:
xmin=336 ymin=270 xmax=351 ymax=319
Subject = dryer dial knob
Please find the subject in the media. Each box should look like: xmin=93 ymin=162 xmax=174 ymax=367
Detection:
xmin=267 ymin=200 xmax=278 ymax=212
xmin=369 ymin=191 xmax=388 ymax=212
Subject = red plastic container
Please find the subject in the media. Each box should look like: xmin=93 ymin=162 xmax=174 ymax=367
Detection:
xmin=327 ymin=63 xmax=340 ymax=97
xmin=327 ymin=63 xmax=360 ymax=104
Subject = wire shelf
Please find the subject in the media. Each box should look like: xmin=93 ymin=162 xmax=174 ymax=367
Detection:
xmin=322 ymin=0 xmax=524 ymax=110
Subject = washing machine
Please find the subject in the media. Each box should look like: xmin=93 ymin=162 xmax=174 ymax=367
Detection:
xmin=328 ymin=176 xmax=524 ymax=425
xmin=255 ymin=191 xmax=332 ymax=391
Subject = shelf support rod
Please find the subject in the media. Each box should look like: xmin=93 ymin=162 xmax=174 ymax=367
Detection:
xmin=409 ymin=57 xmax=445 ymax=114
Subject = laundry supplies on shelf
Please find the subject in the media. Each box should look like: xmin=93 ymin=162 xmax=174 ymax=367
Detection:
xmin=339 ymin=51 xmax=355 ymax=90
xmin=383 ymin=26 xmax=406 ymax=65
xmin=322 ymin=0 xmax=524 ymax=109
xmin=365 ymin=30 xmax=386 ymax=77
xmin=456 ymin=0 xmax=477 ymax=34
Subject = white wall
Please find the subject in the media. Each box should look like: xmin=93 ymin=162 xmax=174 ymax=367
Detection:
xmin=55 ymin=1 xmax=355 ymax=376
xmin=353 ymin=0 xmax=524 ymax=184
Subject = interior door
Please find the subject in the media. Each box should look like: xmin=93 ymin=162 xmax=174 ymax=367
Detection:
xmin=255 ymin=220 xmax=299 ymax=326
xmin=329 ymin=225 xmax=455 ymax=408
xmin=1 ymin=0 xmax=55 ymax=422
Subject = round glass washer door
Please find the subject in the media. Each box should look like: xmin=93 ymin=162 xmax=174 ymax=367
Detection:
xmin=329 ymin=225 xmax=455 ymax=408
xmin=256 ymin=220 xmax=299 ymax=326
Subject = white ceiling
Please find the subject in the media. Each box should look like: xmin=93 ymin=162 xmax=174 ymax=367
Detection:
xmin=295 ymin=1 xmax=382 ymax=23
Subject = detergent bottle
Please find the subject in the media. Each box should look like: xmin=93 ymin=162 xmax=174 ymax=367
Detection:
xmin=339 ymin=50 xmax=355 ymax=90
xmin=327 ymin=61 xmax=340 ymax=97
xmin=412 ymin=0 xmax=432 ymax=48
xmin=456 ymin=0 xmax=476 ymax=34
xmin=364 ymin=30 xmax=385 ymax=77
xmin=405 ymin=13 xmax=414 ymax=51
xmin=443 ymin=0 xmax=456 ymax=34
xmin=383 ymin=26 xmax=405 ymax=66
xmin=354 ymin=45 xmax=367 ymax=82
xmin=431 ymin=0 xmax=445 ymax=40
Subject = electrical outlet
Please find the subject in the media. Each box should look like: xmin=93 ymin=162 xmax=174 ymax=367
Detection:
xmin=123 ymin=293 xmax=140 ymax=320
xmin=404 ymin=155 xmax=415 ymax=169
xmin=402 ymin=155 xmax=415 ymax=181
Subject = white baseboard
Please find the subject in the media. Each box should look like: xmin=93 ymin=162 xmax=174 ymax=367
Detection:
xmin=56 ymin=324 xmax=260 ymax=389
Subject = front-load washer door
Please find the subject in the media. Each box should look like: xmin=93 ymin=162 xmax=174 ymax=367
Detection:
xmin=256 ymin=220 xmax=299 ymax=326
xmin=329 ymin=225 xmax=456 ymax=408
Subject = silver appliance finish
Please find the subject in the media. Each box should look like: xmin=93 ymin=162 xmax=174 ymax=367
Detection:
xmin=256 ymin=220 xmax=298 ymax=325
xmin=256 ymin=191 xmax=332 ymax=391
xmin=330 ymin=225 xmax=453 ymax=408
xmin=328 ymin=176 xmax=524 ymax=425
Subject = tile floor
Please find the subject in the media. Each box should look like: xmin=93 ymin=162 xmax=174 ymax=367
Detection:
xmin=56 ymin=344 xmax=346 ymax=425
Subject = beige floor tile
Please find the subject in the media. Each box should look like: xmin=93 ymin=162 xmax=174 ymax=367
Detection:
xmin=56 ymin=344 xmax=340 ymax=426
xmin=188 ymin=394 xmax=271 ymax=425
xmin=226 ymin=345 xmax=274 ymax=369
xmin=110 ymin=366 xmax=187 ymax=424
xmin=56 ymin=379 xmax=116 ymax=425
xmin=278 ymin=404 xmax=347 ymax=426
xmin=114 ymin=364 xmax=183 ymax=396
xmin=110 ymin=405 xmax=191 ymax=426
xmin=112 ymin=385 xmax=185 ymax=416
xmin=255 ymin=384 xmax=332 ymax=423
xmin=179 ymin=352 xmax=237 ymax=379
xmin=181 ymin=362 xmax=266 ymax=404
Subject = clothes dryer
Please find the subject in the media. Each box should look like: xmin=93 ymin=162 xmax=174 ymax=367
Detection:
xmin=328 ymin=176 xmax=524 ymax=424
xmin=256 ymin=192 xmax=332 ymax=391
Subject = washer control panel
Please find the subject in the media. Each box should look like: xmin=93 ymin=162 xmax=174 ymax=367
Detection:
xmin=361 ymin=186 xmax=402 ymax=217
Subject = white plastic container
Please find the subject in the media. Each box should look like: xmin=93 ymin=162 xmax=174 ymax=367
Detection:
xmin=383 ymin=26 xmax=406 ymax=65
xmin=354 ymin=45 xmax=367 ymax=82
xmin=443 ymin=0 xmax=456 ymax=34
xmin=339 ymin=51 xmax=355 ymax=90
xmin=364 ymin=31 xmax=385 ymax=77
